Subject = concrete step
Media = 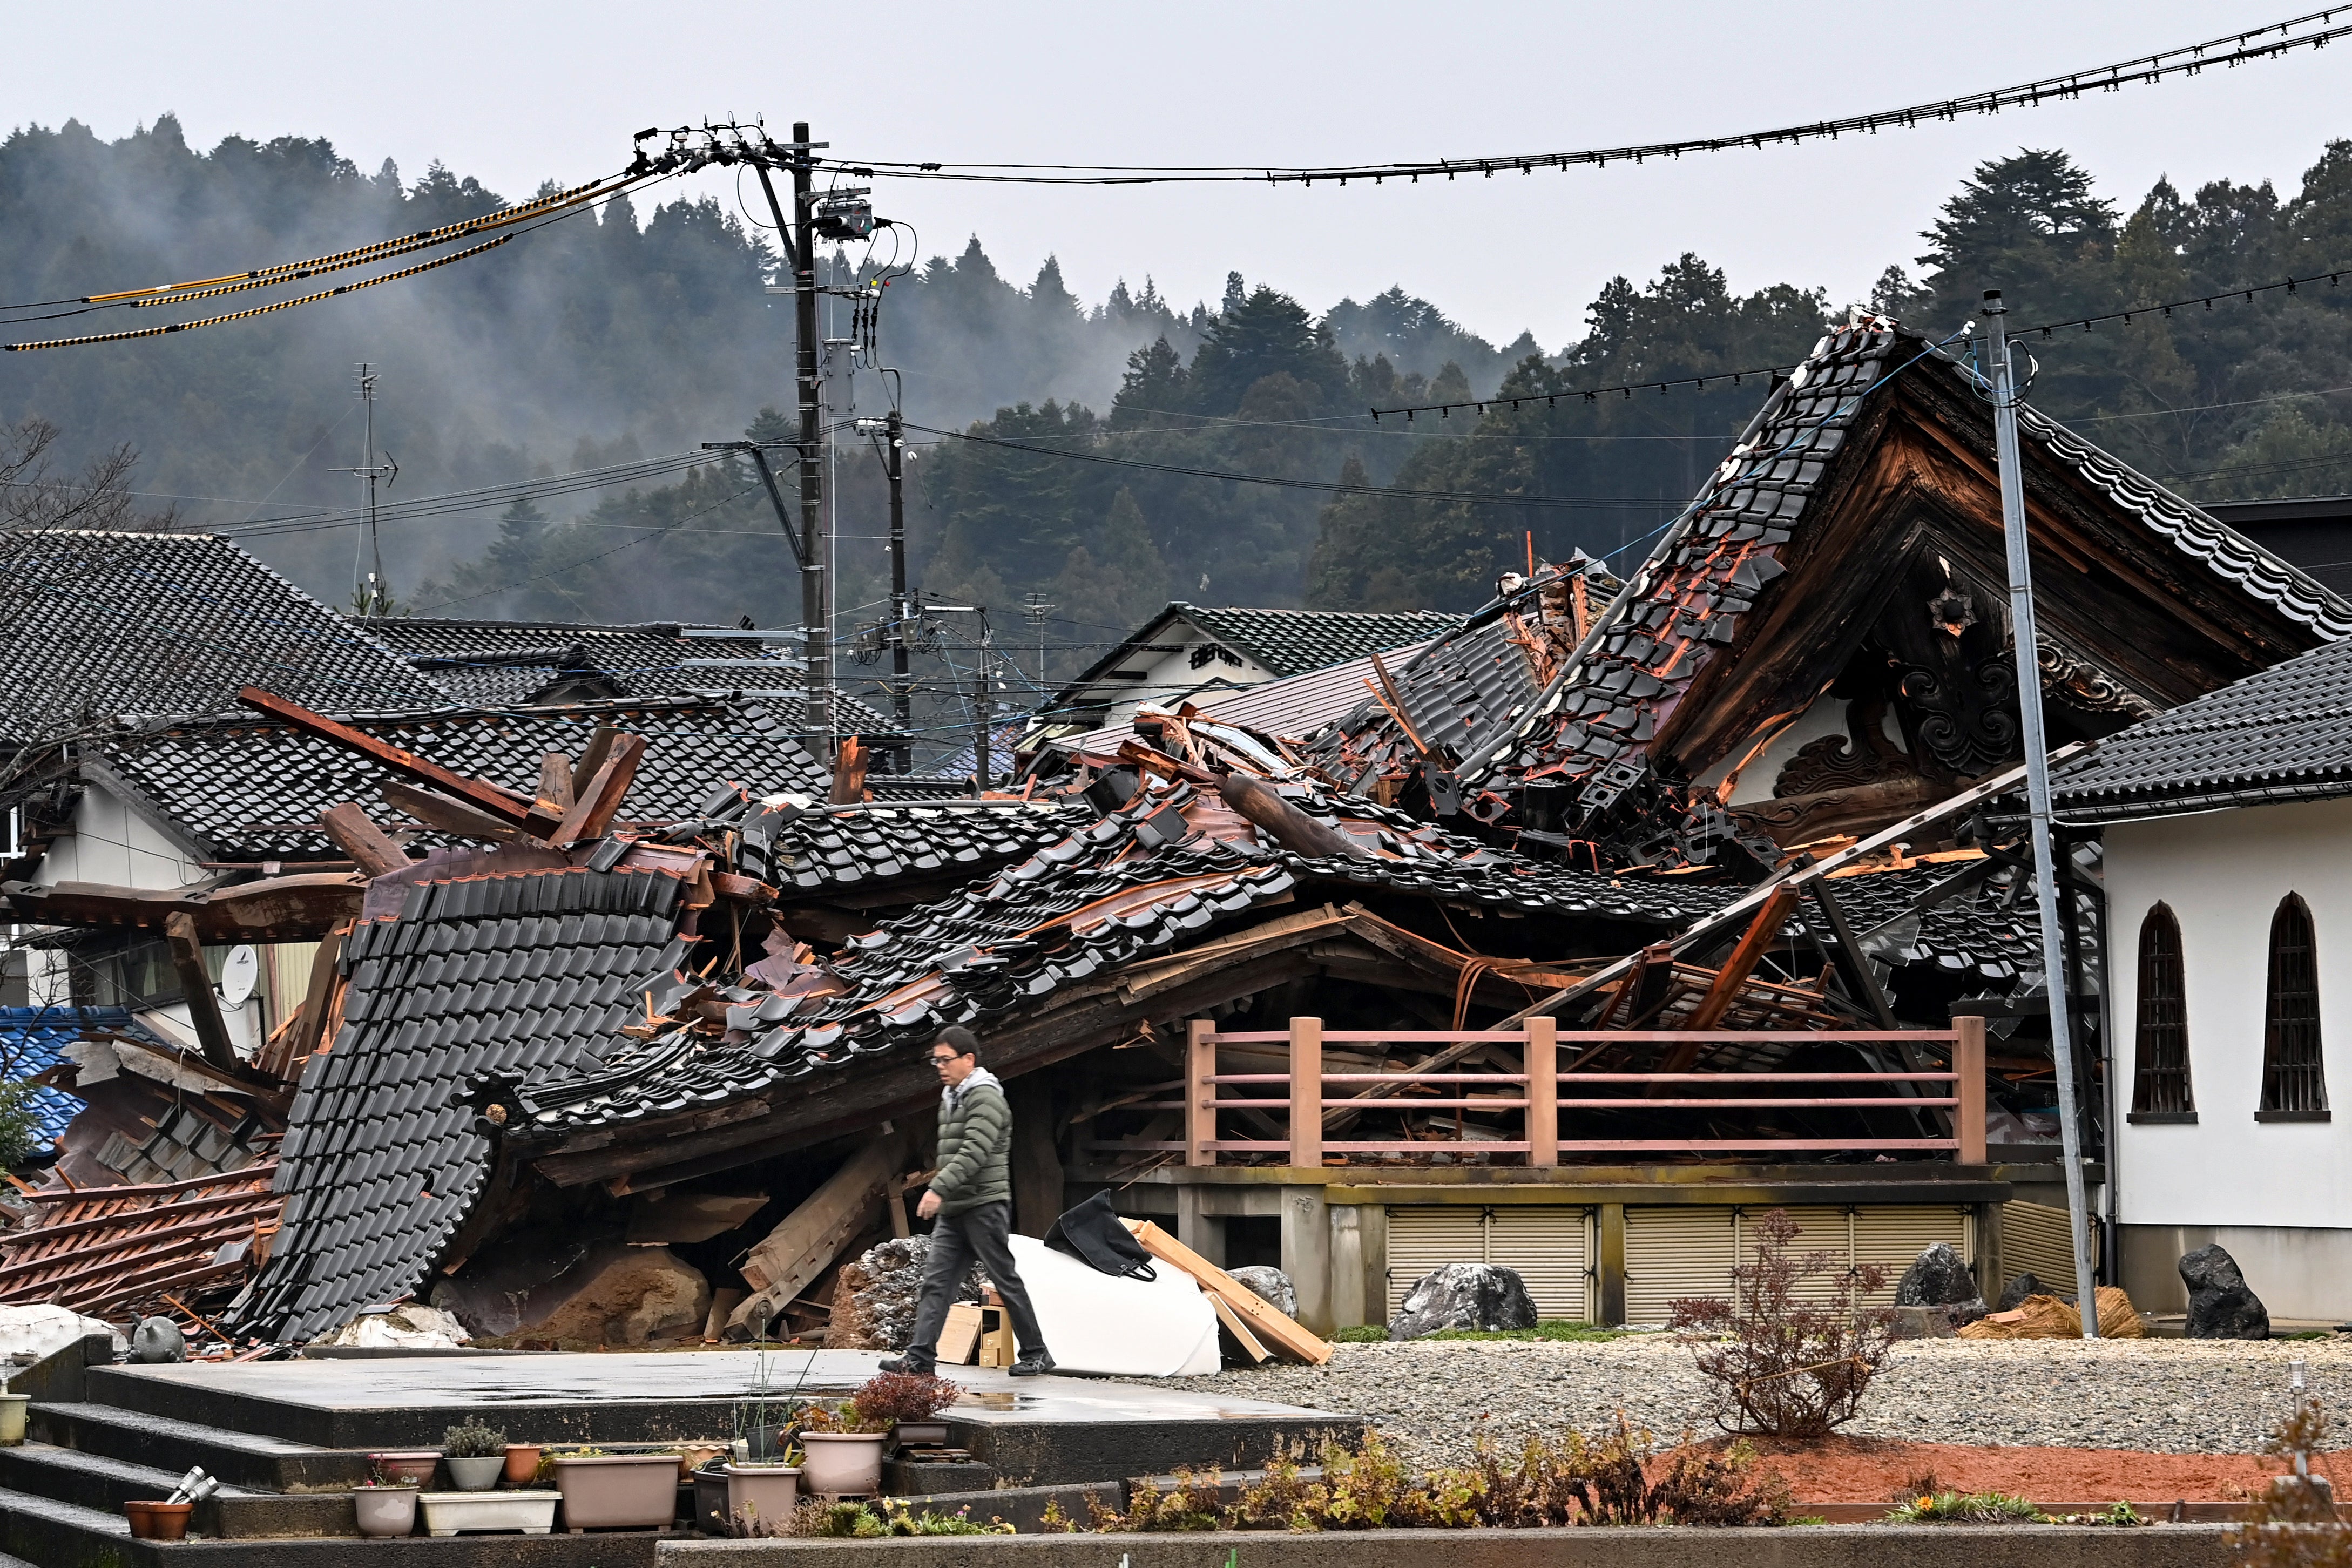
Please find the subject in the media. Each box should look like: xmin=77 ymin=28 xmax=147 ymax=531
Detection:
xmin=0 ymin=1441 xmax=247 ymax=1515
xmin=27 ymin=1401 xmax=368 ymax=1492
xmin=0 ymin=1481 xmax=132 ymax=1568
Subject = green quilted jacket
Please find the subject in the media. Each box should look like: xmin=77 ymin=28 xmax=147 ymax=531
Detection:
xmin=931 ymin=1068 xmax=1012 ymax=1215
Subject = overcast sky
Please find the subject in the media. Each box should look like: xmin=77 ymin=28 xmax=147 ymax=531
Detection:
xmin=12 ymin=2 xmax=2351 ymax=352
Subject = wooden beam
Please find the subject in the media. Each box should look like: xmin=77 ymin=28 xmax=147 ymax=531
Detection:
xmin=1954 ymin=1013 xmax=1988 ymax=1165
xmin=264 ymin=922 xmax=346 ymax=1083
xmin=161 ymin=911 xmax=241 ymax=1074
xmin=1186 ymin=1018 xmax=1216 ymax=1167
xmin=1524 ymin=1015 xmax=1558 ymax=1168
xmin=380 ymin=782 xmax=535 ymax=845
xmin=1121 ymin=1219 xmax=1331 ymax=1364
xmin=236 ymin=686 xmax=533 ymax=826
xmin=829 ymin=735 xmax=870 ymax=806
xmin=537 ymin=752 xmax=576 ymax=814
xmin=736 ymin=1131 xmax=905 ymax=1299
xmin=569 ymin=727 xmax=618 ymax=802
xmin=1219 ymin=773 xmax=1357 ymax=859
xmin=1288 ymin=1016 xmax=1322 ymax=1168
xmin=553 ymin=732 xmax=646 ymax=845
xmin=1209 ymin=1291 xmax=1271 ymax=1363
xmin=1684 ymin=887 xmax=1797 ymax=1034
xmin=317 ymin=802 xmax=410 ymax=877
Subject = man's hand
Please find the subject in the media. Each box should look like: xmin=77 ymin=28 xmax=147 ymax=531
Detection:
xmin=916 ymin=1189 xmax=942 ymax=1220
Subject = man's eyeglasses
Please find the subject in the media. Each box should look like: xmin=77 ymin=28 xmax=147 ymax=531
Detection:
xmin=928 ymin=1054 xmax=959 ymax=1066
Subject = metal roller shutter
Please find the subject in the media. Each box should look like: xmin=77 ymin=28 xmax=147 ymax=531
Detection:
xmin=1624 ymin=1206 xmax=1737 ymax=1325
xmin=1740 ymin=1206 xmax=1851 ymax=1306
xmin=1999 ymin=1201 xmax=2096 ymax=1292
xmin=1850 ymin=1205 xmax=1973 ymax=1305
xmin=1488 ymin=1207 xmax=1594 ymax=1322
xmin=1385 ymin=1207 xmax=1488 ymax=1318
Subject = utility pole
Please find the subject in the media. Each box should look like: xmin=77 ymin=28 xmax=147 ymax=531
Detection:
xmin=1023 ymin=590 xmax=1055 ymax=697
xmin=748 ymin=126 xmax=832 ymax=758
xmin=1982 ymin=288 xmax=2099 ymax=1338
xmin=333 ymin=364 xmax=397 ymax=614
xmin=886 ymin=408 xmax=911 ymax=763
xmin=973 ymin=621 xmax=995 ymax=792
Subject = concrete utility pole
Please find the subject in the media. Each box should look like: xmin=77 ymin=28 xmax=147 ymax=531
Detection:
xmin=885 ymin=408 xmax=912 ymax=759
xmin=1982 ymin=288 xmax=2100 ymax=1338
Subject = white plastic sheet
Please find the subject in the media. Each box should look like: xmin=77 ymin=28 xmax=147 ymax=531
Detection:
xmin=1004 ymin=1234 xmax=1219 ymax=1376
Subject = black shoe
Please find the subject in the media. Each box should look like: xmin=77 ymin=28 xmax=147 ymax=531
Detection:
xmin=1008 ymin=1353 xmax=1055 ymax=1378
xmin=877 ymin=1354 xmax=934 ymax=1376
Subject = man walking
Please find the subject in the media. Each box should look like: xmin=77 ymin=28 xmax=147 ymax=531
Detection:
xmin=881 ymin=1026 xmax=1055 ymax=1377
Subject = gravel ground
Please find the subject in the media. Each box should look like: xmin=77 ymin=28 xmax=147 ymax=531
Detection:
xmin=1131 ymin=1335 xmax=2352 ymax=1472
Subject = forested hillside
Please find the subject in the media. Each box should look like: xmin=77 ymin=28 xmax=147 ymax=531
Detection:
xmin=10 ymin=116 xmax=2352 ymax=693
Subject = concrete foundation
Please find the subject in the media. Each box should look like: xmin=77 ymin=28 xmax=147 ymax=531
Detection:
xmin=2119 ymin=1224 xmax=2352 ymax=1323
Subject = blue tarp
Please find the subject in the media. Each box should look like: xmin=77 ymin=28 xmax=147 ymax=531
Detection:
xmin=0 ymin=1005 xmax=172 ymax=1144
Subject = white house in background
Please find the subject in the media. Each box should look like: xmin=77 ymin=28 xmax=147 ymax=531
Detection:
xmin=2054 ymin=636 xmax=2352 ymax=1322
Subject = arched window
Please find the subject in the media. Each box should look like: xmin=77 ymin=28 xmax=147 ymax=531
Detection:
xmin=2259 ymin=893 xmax=2328 ymax=1121
xmin=2129 ymin=903 xmax=2194 ymax=1120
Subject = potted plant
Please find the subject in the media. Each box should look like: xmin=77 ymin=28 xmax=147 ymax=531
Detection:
xmin=441 ymin=1421 xmax=508 ymax=1491
xmin=724 ymin=1443 xmax=802 ymax=1529
xmin=0 ymin=1376 xmax=26 ymax=1448
xmin=502 ymin=1443 xmax=543 ymax=1485
xmin=352 ymin=1468 xmax=420 ymax=1539
xmin=797 ymin=1374 xmax=952 ymax=1498
xmin=550 ymin=1447 xmax=682 ymax=1531
xmin=369 ymin=1450 xmax=442 ymax=1488
xmin=850 ymin=1370 xmax=962 ymax=1450
xmin=419 ymin=1488 xmax=559 ymax=1537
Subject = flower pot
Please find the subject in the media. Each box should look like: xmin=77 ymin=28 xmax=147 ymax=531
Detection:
xmin=124 ymin=1501 xmax=195 ymax=1542
xmin=420 ymin=1490 xmax=559 ymax=1537
xmin=552 ymin=1454 xmax=681 ymax=1531
xmin=503 ymin=1444 xmax=543 ymax=1484
xmin=353 ymin=1486 xmax=420 ymax=1538
xmin=0 ymin=1393 xmax=27 ymax=1447
xmin=725 ymin=1465 xmax=800 ymax=1531
xmin=797 ymin=1432 xmax=887 ymax=1498
xmin=891 ymin=1421 xmax=950 ymax=1450
xmin=371 ymin=1451 xmax=442 ymax=1488
xmin=445 ymin=1455 xmax=505 ymax=1491
xmin=692 ymin=1470 xmax=730 ymax=1535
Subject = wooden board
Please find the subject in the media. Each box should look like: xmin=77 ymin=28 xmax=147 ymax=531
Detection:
xmin=934 ymin=1302 xmax=984 ymax=1365
xmin=1120 ymin=1219 xmax=1332 ymax=1364
xmin=1208 ymin=1291 xmax=1270 ymax=1363
xmin=737 ymin=1133 xmax=904 ymax=1297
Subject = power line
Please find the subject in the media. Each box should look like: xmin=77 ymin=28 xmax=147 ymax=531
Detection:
xmin=834 ymin=10 xmax=2352 ymax=187
xmin=1365 ymin=264 xmax=2352 ymax=422
xmin=905 ymin=422 xmax=1682 ymax=510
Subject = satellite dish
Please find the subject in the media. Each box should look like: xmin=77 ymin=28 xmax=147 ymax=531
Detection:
xmin=218 ymin=945 xmax=259 ymax=1008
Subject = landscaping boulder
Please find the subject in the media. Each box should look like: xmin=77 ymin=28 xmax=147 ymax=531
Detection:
xmin=1890 ymin=1305 xmax=1957 ymax=1340
xmin=2180 ymin=1245 xmax=2269 ymax=1340
xmin=1227 ymin=1266 xmax=1297 ymax=1320
xmin=1995 ymin=1272 xmax=2045 ymax=1312
xmin=1387 ymin=1263 xmax=1537 ymax=1340
xmin=1894 ymin=1243 xmax=1986 ymax=1324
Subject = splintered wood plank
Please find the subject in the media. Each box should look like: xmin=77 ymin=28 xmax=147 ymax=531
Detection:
xmin=1209 ymin=1290 xmax=1271 ymax=1363
xmin=318 ymin=803 xmax=411 ymax=877
xmin=238 ymin=686 xmax=534 ymax=824
xmin=1120 ymin=1219 xmax=1332 ymax=1364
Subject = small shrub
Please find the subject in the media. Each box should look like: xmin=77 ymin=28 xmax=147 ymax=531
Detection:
xmin=2231 ymin=1397 xmax=2352 ymax=1567
xmin=1420 ymin=1321 xmax=1626 ymax=1344
xmin=0 ymin=1081 xmax=44 ymax=1170
xmin=1333 ymin=1326 xmax=1388 ymax=1343
xmin=441 ymin=1421 xmax=506 ymax=1459
xmin=1892 ymin=1469 xmax=1942 ymax=1503
xmin=846 ymin=1370 xmax=961 ymax=1432
xmin=1666 ymin=1208 xmax=1895 ymax=1438
xmin=1888 ymin=1490 xmax=2046 ymax=1524
xmin=793 ymin=1501 xmax=1011 ymax=1537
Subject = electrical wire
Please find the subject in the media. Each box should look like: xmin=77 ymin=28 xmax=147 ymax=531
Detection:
xmin=831 ymin=10 xmax=2352 ymax=186
xmin=1366 ymin=263 xmax=2352 ymax=422
xmin=906 ymin=422 xmax=1681 ymax=510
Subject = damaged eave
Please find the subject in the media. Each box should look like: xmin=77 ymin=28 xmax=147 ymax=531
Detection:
xmin=3 ymin=869 xmax=365 ymax=942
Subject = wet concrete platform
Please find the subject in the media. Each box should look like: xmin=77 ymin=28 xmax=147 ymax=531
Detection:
xmin=88 ymin=1351 xmax=1361 ymax=1485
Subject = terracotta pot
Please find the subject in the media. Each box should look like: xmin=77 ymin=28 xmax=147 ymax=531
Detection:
xmin=797 ymin=1432 xmax=887 ymax=1498
xmin=371 ymin=1451 xmax=442 ymax=1488
xmin=353 ymin=1486 xmax=420 ymax=1538
xmin=124 ymin=1500 xmax=195 ymax=1542
xmin=724 ymin=1465 xmax=800 ymax=1532
xmin=503 ymin=1444 xmax=543 ymax=1484
xmin=552 ymin=1454 xmax=680 ymax=1531
xmin=444 ymin=1455 xmax=505 ymax=1491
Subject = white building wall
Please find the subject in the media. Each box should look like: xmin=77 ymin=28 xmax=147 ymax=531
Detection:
xmin=1086 ymin=621 xmax=1277 ymax=729
xmin=37 ymin=788 xmax=201 ymax=890
xmin=2106 ymin=796 xmax=2352 ymax=1315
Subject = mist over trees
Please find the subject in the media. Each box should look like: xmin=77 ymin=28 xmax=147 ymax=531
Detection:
xmin=10 ymin=117 xmax=2352 ymax=703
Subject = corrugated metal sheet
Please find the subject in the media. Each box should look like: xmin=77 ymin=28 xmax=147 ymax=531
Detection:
xmin=1385 ymin=1206 xmax=1594 ymax=1321
xmin=1385 ymin=1207 xmax=1488 ymax=1318
xmin=1852 ymin=1205 xmax=1973 ymax=1305
xmin=2000 ymin=1200 xmax=2094 ymax=1290
xmin=1625 ymin=1206 xmax=1737 ymax=1325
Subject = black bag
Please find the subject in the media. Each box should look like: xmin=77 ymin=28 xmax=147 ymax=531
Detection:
xmin=1043 ymin=1191 xmax=1157 ymax=1281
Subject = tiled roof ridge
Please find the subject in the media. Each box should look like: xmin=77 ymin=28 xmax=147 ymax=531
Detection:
xmin=1174 ymin=602 xmax=1465 ymax=675
xmin=125 ymin=691 xmax=741 ymax=736
xmin=360 ymin=617 xmax=742 ymax=636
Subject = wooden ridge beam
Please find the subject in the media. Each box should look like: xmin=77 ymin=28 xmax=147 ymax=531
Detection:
xmin=238 ymin=687 xmax=535 ymax=826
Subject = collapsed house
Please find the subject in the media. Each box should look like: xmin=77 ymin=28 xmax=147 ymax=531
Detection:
xmin=5 ymin=316 xmax=2347 ymax=1347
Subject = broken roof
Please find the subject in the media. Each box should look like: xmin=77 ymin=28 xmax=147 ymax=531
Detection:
xmin=1310 ymin=321 xmax=2352 ymax=843
xmin=1056 ymin=642 xmax=1443 ymax=756
xmin=0 ymin=530 xmax=447 ymax=749
xmin=2052 ymin=633 xmax=2352 ymax=821
xmin=1053 ymin=602 xmax=1463 ymax=701
xmin=239 ymin=862 xmax=687 ymax=1342
xmin=84 ymin=696 xmax=823 ymax=862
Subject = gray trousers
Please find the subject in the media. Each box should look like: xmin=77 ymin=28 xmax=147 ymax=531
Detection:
xmin=903 ymin=1201 xmax=1047 ymax=1364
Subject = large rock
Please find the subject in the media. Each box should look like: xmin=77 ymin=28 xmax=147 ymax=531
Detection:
xmin=1894 ymin=1243 xmax=1986 ymax=1323
xmin=2181 ymin=1245 xmax=2270 ymax=1340
xmin=435 ymin=1244 xmax=707 ymax=1348
xmin=1387 ymin=1263 xmax=1537 ymax=1340
xmin=828 ymin=1235 xmax=986 ymax=1350
xmin=1996 ymin=1272 xmax=2045 ymax=1312
xmin=1227 ymin=1266 xmax=1297 ymax=1320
